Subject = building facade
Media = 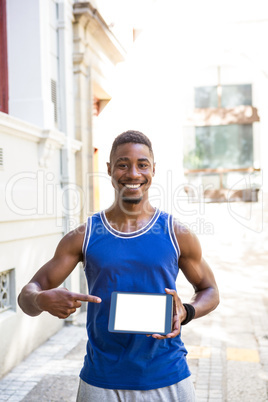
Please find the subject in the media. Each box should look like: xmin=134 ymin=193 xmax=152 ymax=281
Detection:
xmin=1 ymin=0 xmax=267 ymax=379
xmin=0 ymin=0 xmax=133 ymax=378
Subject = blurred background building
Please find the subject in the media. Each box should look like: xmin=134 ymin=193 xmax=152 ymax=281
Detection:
xmin=1 ymin=0 xmax=267 ymax=378
xmin=0 ymin=0 xmax=141 ymax=378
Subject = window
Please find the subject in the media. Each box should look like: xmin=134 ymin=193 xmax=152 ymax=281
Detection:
xmin=184 ymin=124 xmax=253 ymax=170
xmin=0 ymin=148 xmax=3 ymax=168
xmin=183 ymin=68 xmax=260 ymax=201
xmin=0 ymin=269 xmax=15 ymax=313
xmin=51 ymin=79 xmax=58 ymax=124
xmin=195 ymin=84 xmax=252 ymax=108
xmin=195 ymin=86 xmax=218 ymax=108
xmin=221 ymin=84 xmax=252 ymax=108
xmin=185 ymin=82 xmax=255 ymax=171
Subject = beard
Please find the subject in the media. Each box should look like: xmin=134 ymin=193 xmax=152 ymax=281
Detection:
xmin=122 ymin=197 xmax=143 ymax=204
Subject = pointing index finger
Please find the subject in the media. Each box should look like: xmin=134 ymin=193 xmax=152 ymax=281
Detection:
xmin=71 ymin=292 xmax=102 ymax=303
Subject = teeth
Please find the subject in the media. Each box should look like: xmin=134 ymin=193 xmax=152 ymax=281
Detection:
xmin=124 ymin=184 xmax=141 ymax=188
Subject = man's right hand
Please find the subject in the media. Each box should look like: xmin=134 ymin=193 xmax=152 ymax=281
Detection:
xmin=36 ymin=288 xmax=102 ymax=319
xmin=17 ymin=224 xmax=102 ymax=318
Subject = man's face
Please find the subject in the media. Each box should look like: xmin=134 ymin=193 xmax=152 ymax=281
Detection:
xmin=107 ymin=143 xmax=155 ymax=205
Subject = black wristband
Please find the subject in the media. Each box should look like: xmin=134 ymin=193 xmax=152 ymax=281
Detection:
xmin=181 ymin=303 xmax=195 ymax=325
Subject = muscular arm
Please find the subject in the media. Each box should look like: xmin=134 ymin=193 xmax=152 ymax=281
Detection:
xmin=18 ymin=225 xmax=101 ymax=319
xmin=149 ymin=221 xmax=219 ymax=340
xmin=175 ymin=221 xmax=219 ymax=318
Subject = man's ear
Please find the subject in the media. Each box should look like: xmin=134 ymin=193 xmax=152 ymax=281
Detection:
xmin=153 ymin=162 xmax=156 ymax=176
xmin=107 ymin=162 xmax=111 ymax=176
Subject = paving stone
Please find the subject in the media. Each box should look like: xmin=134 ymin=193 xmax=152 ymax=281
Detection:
xmin=21 ymin=375 xmax=79 ymax=402
xmin=0 ymin=396 xmax=11 ymax=401
xmin=7 ymin=397 xmax=23 ymax=402
xmin=227 ymin=361 xmax=267 ymax=402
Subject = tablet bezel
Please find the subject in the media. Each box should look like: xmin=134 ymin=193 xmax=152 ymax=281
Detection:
xmin=108 ymin=291 xmax=173 ymax=335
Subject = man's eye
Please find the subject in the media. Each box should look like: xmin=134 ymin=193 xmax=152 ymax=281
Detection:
xmin=139 ymin=164 xmax=149 ymax=169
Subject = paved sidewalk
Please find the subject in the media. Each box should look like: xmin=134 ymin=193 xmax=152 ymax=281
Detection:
xmin=1 ymin=229 xmax=268 ymax=401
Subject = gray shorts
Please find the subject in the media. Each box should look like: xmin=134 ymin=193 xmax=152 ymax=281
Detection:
xmin=76 ymin=376 xmax=196 ymax=402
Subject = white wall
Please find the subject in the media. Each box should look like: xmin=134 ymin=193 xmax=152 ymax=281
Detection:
xmin=0 ymin=113 xmax=65 ymax=378
xmin=0 ymin=0 xmax=79 ymax=378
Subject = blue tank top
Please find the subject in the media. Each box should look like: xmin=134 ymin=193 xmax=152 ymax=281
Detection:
xmin=79 ymin=209 xmax=191 ymax=390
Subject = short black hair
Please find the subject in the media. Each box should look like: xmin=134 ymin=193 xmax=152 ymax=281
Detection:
xmin=109 ymin=130 xmax=154 ymax=162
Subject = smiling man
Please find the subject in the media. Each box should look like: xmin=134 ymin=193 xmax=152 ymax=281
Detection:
xmin=18 ymin=130 xmax=219 ymax=402
xmin=108 ymin=132 xmax=155 ymax=207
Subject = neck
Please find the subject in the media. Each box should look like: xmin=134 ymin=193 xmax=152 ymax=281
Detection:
xmin=105 ymin=199 xmax=156 ymax=233
xmin=111 ymin=191 xmax=153 ymax=214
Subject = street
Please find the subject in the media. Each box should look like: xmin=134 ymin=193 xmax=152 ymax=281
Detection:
xmin=0 ymin=201 xmax=267 ymax=401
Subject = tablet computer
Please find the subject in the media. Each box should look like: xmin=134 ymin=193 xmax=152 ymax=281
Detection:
xmin=108 ymin=292 xmax=173 ymax=335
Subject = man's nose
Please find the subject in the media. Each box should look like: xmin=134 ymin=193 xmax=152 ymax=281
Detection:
xmin=127 ymin=165 xmax=140 ymax=178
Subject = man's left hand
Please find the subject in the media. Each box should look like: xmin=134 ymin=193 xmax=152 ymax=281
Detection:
xmin=147 ymin=288 xmax=186 ymax=340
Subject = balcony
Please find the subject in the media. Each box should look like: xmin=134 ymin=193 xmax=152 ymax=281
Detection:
xmin=184 ymin=167 xmax=261 ymax=202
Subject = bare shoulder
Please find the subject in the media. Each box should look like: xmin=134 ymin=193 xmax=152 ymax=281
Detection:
xmin=56 ymin=223 xmax=87 ymax=258
xmin=173 ymin=218 xmax=202 ymax=260
xmin=27 ymin=223 xmax=88 ymax=290
xmin=64 ymin=223 xmax=86 ymax=242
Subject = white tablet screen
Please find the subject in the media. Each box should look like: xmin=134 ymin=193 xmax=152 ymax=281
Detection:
xmin=114 ymin=293 xmax=167 ymax=333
